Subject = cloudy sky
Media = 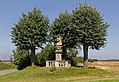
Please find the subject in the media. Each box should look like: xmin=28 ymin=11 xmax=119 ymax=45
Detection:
xmin=0 ymin=0 xmax=119 ymax=60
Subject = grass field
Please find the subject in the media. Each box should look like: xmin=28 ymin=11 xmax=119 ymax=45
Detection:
xmin=0 ymin=62 xmax=16 ymax=70
xmin=0 ymin=61 xmax=119 ymax=82
xmin=89 ymin=61 xmax=119 ymax=73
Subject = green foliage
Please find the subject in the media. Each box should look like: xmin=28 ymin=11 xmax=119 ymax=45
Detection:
xmin=71 ymin=57 xmax=81 ymax=66
xmin=71 ymin=56 xmax=98 ymax=66
xmin=72 ymin=3 xmax=109 ymax=50
xmin=51 ymin=12 xmax=78 ymax=58
xmin=88 ymin=58 xmax=98 ymax=63
xmin=71 ymin=57 xmax=84 ymax=66
xmin=11 ymin=7 xmax=49 ymax=65
xmin=72 ymin=3 xmax=109 ymax=68
xmin=66 ymin=48 xmax=78 ymax=59
xmin=0 ymin=62 xmax=16 ymax=70
xmin=49 ymin=67 xmax=56 ymax=72
xmin=11 ymin=7 xmax=49 ymax=49
xmin=36 ymin=44 xmax=55 ymax=66
xmin=12 ymin=48 xmax=31 ymax=70
xmin=65 ymin=48 xmax=79 ymax=66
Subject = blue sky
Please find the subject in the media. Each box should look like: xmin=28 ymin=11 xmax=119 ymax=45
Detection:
xmin=0 ymin=0 xmax=119 ymax=60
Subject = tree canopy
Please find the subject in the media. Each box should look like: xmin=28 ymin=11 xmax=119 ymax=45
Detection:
xmin=11 ymin=7 xmax=49 ymax=66
xmin=51 ymin=12 xmax=78 ymax=58
xmin=11 ymin=4 xmax=109 ymax=68
xmin=72 ymin=3 xmax=109 ymax=68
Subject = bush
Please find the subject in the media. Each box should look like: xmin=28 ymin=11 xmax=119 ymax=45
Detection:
xmin=71 ymin=57 xmax=81 ymax=66
xmin=88 ymin=58 xmax=98 ymax=63
xmin=71 ymin=56 xmax=98 ymax=66
xmin=36 ymin=44 xmax=55 ymax=66
xmin=12 ymin=48 xmax=31 ymax=70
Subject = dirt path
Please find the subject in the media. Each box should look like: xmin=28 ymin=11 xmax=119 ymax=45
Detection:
xmin=0 ymin=69 xmax=18 ymax=75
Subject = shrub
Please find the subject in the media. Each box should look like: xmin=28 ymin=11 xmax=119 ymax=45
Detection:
xmin=36 ymin=44 xmax=55 ymax=66
xmin=12 ymin=48 xmax=31 ymax=70
xmin=71 ymin=57 xmax=81 ymax=66
xmin=71 ymin=56 xmax=98 ymax=66
xmin=66 ymin=48 xmax=78 ymax=60
xmin=88 ymin=58 xmax=98 ymax=63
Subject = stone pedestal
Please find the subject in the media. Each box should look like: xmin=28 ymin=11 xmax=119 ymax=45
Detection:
xmin=46 ymin=35 xmax=71 ymax=67
xmin=55 ymin=60 xmax=71 ymax=67
xmin=46 ymin=60 xmax=71 ymax=67
xmin=55 ymin=54 xmax=62 ymax=61
xmin=55 ymin=36 xmax=62 ymax=61
xmin=46 ymin=60 xmax=55 ymax=67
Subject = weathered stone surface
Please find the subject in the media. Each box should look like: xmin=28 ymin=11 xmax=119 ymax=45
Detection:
xmin=46 ymin=35 xmax=71 ymax=67
xmin=56 ymin=35 xmax=62 ymax=46
xmin=55 ymin=36 xmax=62 ymax=61
xmin=46 ymin=60 xmax=71 ymax=67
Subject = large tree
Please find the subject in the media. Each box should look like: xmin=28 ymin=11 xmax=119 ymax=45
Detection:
xmin=51 ymin=12 xmax=78 ymax=59
xmin=11 ymin=8 xmax=49 ymax=66
xmin=72 ymin=4 xmax=109 ymax=68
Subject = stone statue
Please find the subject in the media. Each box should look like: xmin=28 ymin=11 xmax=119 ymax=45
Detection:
xmin=46 ymin=35 xmax=71 ymax=67
xmin=56 ymin=35 xmax=62 ymax=46
xmin=55 ymin=35 xmax=62 ymax=61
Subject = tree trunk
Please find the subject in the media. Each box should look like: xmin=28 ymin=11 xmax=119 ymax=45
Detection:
xmin=83 ymin=45 xmax=89 ymax=68
xmin=30 ymin=47 xmax=35 ymax=66
xmin=62 ymin=46 xmax=66 ymax=60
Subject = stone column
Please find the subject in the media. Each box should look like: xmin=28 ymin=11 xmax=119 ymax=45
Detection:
xmin=55 ymin=35 xmax=62 ymax=61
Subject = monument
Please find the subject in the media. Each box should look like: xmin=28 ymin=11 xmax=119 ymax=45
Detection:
xmin=46 ymin=35 xmax=71 ymax=67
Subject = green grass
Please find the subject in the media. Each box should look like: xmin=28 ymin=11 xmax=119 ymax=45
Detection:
xmin=0 ymin=62 xmax=16 ymax=70
xmin=0 ymin=66 xmax=119 ymax=82
xmin=92 ymin=80 xmax=119 ymax=82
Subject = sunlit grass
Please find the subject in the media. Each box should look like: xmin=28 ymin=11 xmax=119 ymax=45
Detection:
xmin=0 ymin=62 xmax=16 ymax=70
xmin=0 ymin=66 xmax=118 ymax=82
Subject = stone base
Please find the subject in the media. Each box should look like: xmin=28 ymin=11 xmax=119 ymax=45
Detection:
xmin=46 ymin=60 xmax=71 ymax=67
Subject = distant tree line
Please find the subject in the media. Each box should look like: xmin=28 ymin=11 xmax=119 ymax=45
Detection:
xmin=11 ymin=3 xmax=109 ymax=69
